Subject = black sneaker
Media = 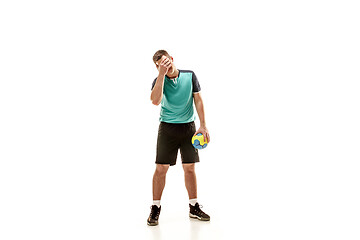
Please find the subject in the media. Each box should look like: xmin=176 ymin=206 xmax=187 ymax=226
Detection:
xmin=147 ymin=205 xmax=161 ymax=226
xmin=189 ymin=203 xmax=210 ymax=221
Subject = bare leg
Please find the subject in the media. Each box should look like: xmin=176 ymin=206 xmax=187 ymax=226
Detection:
xmin=182 ymin=163 xmax=197 ymax=199
xmin=152 ymin=164 xmax=170 ymax=200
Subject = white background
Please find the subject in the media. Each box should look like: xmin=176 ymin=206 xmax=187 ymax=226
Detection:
xmin=1 ymin=0 xmax=359 ymax=239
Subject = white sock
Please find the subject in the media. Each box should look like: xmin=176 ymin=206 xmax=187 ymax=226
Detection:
xmin=153 ymin=200 xmax=161 ymax=207
xmin=189 ymin=198 xmax=197 ymax=206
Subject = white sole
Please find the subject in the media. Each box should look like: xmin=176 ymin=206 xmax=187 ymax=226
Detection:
xmin=147 ymin=221 xmax=158 ymax=226
xmin=189 ymin=213 xmax=210 ymax=221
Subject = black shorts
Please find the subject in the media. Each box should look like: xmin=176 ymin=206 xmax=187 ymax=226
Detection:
xmin=156 ymin=121 xmax=200 ymax=166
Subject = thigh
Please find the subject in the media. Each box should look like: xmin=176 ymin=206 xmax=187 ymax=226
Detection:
xmin=156 ymin=122 xmax=181 ymax=166
xmin=180 ymin=122 xmax=200 ymax=164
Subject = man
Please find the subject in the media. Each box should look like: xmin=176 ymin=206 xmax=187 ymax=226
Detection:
xmin=147 ymin=50 xmax=211 ymax=226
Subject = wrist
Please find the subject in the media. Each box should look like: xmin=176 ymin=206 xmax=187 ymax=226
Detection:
xmin=158 ymin=72 xmax=166 ymax=78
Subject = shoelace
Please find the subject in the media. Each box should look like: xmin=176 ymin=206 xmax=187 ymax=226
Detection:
xmin=149 ymin=206 xmax=160 ymax=218
xmin=193 ymin=204 xmax=206 ymax=215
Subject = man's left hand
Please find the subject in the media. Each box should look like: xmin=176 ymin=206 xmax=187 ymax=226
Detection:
xmin=194 ymin=126 xmax=210 ymax=143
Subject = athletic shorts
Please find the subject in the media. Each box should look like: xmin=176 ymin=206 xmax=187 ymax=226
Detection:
xmin=156 ymin=121 xmax=200 ymax=166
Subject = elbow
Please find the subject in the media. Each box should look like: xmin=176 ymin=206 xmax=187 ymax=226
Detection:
xmin=151 ymin=97 xmax=161 ymax=106
xmin=152 ymin=100 xmax=161 ymax=106
xmin=150 ymin=91 xmax=163 ymax=106
xmin=151 ymin=95 xmax=162 ymax=106
xmin=194 ymin=99 xmax=201 ymax=107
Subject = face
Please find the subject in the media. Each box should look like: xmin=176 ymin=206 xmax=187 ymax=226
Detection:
xmin=155 ymin=55 xmax=175 ymax=74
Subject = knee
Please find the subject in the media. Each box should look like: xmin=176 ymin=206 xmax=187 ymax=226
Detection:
xmin=183 ymin=164 xmax=195 ymax=174
xmin=155 ymin=164 xmax=169 ymax=176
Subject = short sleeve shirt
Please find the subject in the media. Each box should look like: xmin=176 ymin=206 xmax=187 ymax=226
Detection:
xmin=151 ymin=69 xmax=201 ymax=123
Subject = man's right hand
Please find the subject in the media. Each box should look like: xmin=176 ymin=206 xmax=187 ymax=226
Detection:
xmin=158 ymin=56 xmax=172 ymax=75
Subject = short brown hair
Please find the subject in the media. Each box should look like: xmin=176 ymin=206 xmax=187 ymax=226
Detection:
xmin=153 ymin=50 xmax=171 ymax=64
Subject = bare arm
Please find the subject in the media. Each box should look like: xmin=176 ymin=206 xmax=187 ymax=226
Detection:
xmin=150 ymin=57 xmax=171 ymax=105
xmin=193 ymin=92 xmax=210 ymax=142
xmin=150 ymin=73 xmax=165 ymax=105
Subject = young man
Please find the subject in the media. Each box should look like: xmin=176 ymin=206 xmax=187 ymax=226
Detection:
xmin=147 ymin=50 xmax=211 ymax=226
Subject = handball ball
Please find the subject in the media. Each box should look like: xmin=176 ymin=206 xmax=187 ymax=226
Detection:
xmin=192 ymin=133 xmax=208 ymax=149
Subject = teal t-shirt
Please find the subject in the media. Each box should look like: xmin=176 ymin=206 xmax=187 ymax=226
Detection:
xmin=151 ymin=69 xmax=201 ymax=123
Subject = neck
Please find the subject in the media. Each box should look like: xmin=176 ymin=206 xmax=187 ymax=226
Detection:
xmin=167 ymin=69 xmax=179 ymax=79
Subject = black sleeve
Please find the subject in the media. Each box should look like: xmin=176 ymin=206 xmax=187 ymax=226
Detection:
xmin=192 ymin=71 xmax=201 ymax=93
xmin=151 ymin=77 xmax=157 ymax=90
